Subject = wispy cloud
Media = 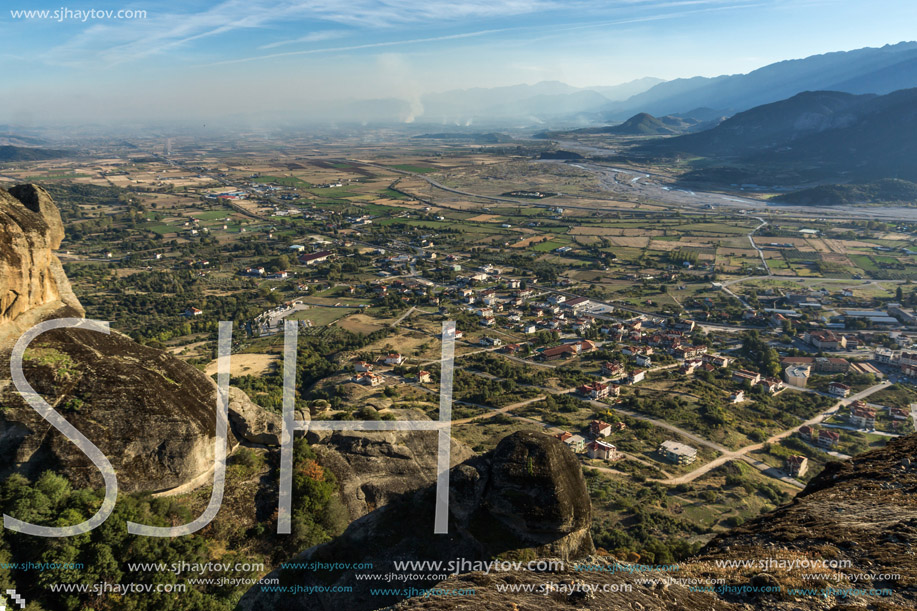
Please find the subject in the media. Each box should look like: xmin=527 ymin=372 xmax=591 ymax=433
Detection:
xmin=209 ymin=28 xmax=508 ymax=65
xmin=36 ymin=0 xmax=566 ymax=66
xmin=259 ymin=29 xmax=350 ymax=50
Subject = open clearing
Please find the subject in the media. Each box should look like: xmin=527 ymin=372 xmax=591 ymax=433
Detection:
xmin=337 ymin=314 xmax=386 ymax=334
xmin=205 ymin=353 xmax=278 ymax=377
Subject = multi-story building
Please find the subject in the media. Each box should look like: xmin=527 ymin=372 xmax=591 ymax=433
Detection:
xmin=785 ymin=455 xmax=808 ymax=477
xmin=658 ymin=440 xmax=697 ymax=465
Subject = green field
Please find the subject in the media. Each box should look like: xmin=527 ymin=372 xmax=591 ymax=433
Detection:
xmin=360 ymin=202 xmax=401 ymax=215
xmin=142 ymin=223 xmax=177 ymax=235
xmin=675 ymin=222 xmax=753 ymax=235
xmin=379 ymin=188 xmax=411 ymax=200
xmin=848 ymin=254 xmax=879 ymax=272
xmin=288 ymin=307 xmax=352 ymax=326
xmin=531 ymin=239 xmax=572 ymax=252
xmin=190 ymin=210 xmax=233 ymax=220
xmin=375 ymin=217 xmax=507 ymax=234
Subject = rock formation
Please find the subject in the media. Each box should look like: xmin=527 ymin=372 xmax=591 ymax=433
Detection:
xmin=239 ymin=431 xmax=594 ymax=611
xmin=0 ymin=184 xmax=278 ymax=492
xmin=0 ymin=185 xmax=82 ymax=347
xmin=227 ymin=386 xmax=283 ymax=446
xmin=306 ymin=410 xmax=475 ymax=520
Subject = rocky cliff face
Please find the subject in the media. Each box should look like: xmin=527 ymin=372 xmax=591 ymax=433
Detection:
xmin=0 ymin=185 xmax=82 ymax=346
xmin=0 ymin=185 xmax=278 ymax=492
xmin=240 ymin=431 xmax=594 ymax=611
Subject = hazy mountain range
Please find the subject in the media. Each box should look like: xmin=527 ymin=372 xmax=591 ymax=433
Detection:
xmin=647 ymin=87 xmax=917 ymax=184
xmin=600 ymin=41 xmax=917 ymax=120
xmin=414 ymin=78 xmax=664 ymax=124
xmin=410 ymin=41 xmax=917 ymax=127
xmin=0 ymin=144 xmax=68 ymax=161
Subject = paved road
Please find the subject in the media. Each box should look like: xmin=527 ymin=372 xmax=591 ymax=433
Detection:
xmin=655 ymin=380 xmax=891 ymax=486
xmin=719 ymin=283 xmax=752 ymax=310
xmin=390 ymin=305 xmax=417 ymax=327
xmin=747 ymin=217 xmax=770 ymax=275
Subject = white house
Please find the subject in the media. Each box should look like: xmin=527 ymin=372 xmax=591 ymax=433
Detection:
xmin=587 ymin=440 xmax=617 ymax=461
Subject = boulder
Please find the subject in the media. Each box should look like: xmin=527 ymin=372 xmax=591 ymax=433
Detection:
xmin=228 ymin=386 xmax=282 ymax=446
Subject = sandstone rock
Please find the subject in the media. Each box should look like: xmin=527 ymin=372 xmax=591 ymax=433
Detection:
xmin=0 ymin=185 xmax=83 ymax=347
xmin=484 ymin=431 xmax=593 ymax=556
xmin=0 ymin=325 xmax=235 ymax=493
xmin=228 ymin=386 xmax=282 ymax=446
xmin=312 ymin=417 xmax=475 ymax=520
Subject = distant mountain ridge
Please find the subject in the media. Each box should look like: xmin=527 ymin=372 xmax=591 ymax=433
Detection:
xmin=187 ymin=43 xmax=917 ymax=127
xmin=409 ymin=42 xmax=917 ymax=128
xmin=647 ymin=87 xmax=917 ymax=183
xmin=601 ymin=41 xmax=917 ymax=119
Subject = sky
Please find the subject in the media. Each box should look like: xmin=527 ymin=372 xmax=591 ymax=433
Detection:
xmin=1 ymin=0 xmax=916 ymax=126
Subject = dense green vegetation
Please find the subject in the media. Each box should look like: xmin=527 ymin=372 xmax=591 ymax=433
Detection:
xmin=587 ymin=473 xmax=704 ymax=563
xmin=0 ymin=439 xmax=345 ymax=611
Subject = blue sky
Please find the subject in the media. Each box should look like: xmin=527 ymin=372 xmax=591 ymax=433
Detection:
xmin=1 ymin=0 xmax=915 ymax=124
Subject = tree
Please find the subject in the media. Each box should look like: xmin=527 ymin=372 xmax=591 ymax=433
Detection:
xmin=266 ymin=255 xmax=290 ymax=272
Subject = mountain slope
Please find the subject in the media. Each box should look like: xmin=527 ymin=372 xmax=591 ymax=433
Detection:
xmin=775 ymin=179 xmax=917 ymax=205
xmin=646 ymin=87 xmax=917 ymax=182
xmin=648 ymin=90 xmax=873 ymax=156
xmin=603 ymin=41 xmax=917 ymax=119
xmin=606 ymin=112 xmax=679 ymax=135
xmin=552 ymin=110 xmax=722 ymax=137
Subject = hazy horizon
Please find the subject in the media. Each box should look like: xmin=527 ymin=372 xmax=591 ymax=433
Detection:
xmin=2 ymin=0 xmax=917 ymax=126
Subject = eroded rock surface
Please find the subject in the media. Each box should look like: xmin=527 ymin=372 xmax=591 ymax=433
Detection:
xmin=0 ymin=184 xmax=82 ymax=346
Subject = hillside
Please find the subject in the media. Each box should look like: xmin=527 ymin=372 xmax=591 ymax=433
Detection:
xmin=0 ymin=145 xmax=69 ymax=162
xmin=534 ymin=109 xmax=721 ymax=139
xmin=775 ymin=179 xmax=917 ymax=205
xmin=384 ymin=432 xmax=917 ymax=610
xmin=647 ymin=87 xmax=917 ymax=183
xmin=646 ymin=90 xmax=873 ymax=157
